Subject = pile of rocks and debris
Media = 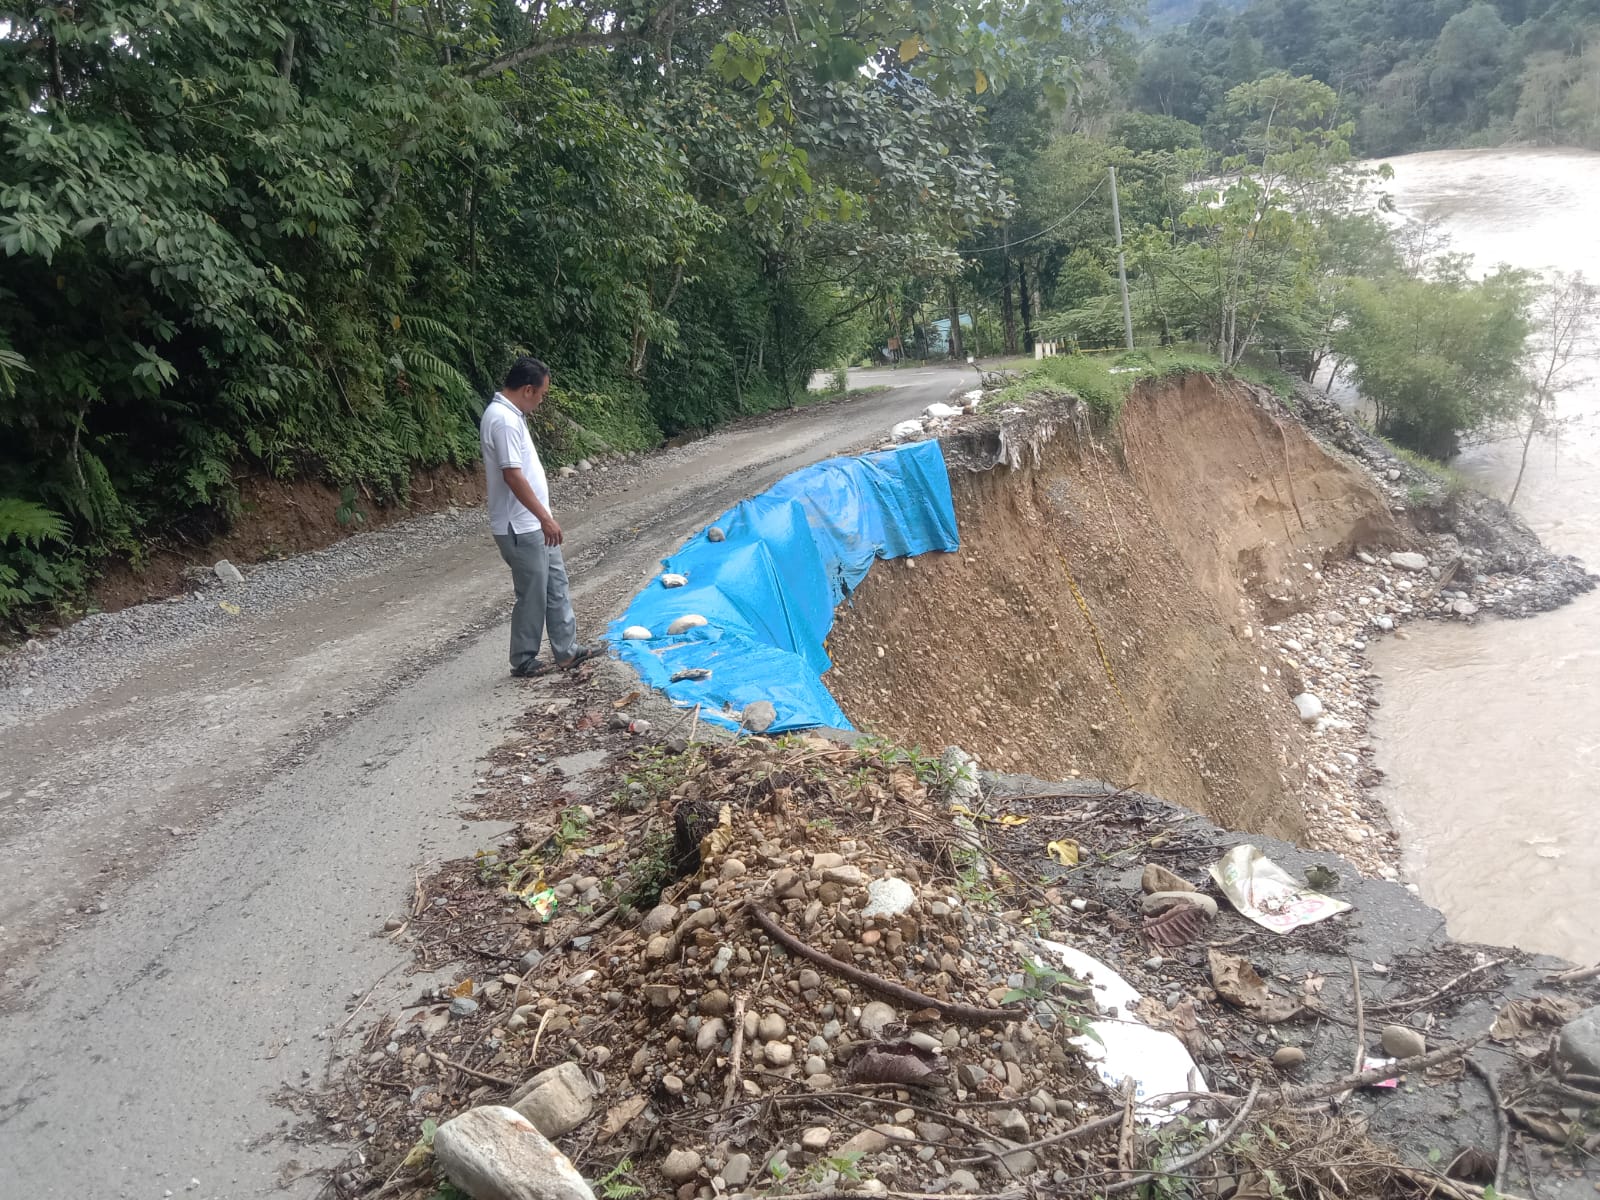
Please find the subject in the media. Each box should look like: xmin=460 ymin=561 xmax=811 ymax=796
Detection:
xmin=1290 ymin=382 xmax=1596 ymax=617
xmin=311 ymin=671 xmax=1600 ymax=1200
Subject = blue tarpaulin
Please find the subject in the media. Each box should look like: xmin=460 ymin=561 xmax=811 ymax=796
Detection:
xmin=608 ymin=440 xmax=960 ymax=732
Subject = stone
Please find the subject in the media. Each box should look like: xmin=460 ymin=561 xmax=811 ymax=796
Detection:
xmin=758 ymin=1013 xmax=787 ymax=1041
xmin=721 ymin=1153 xmax=751 ymax=1188
xmin=1380 ymin=1024 xmax=1426 ymax=1059
xmin=1271 ymin=1046 xmax=1306 ymax=1070
xmin=700 ymin=989 xmax=732 ymax=1017
xmin=661 ymin=1149 xmax=703 ymax=1183
xmin=1452 ymin=599 xmax=1479 ymax=616
xmin=577 ymin=459 xmax=593 ymax=472
xmin=798 ymin=969 xmax=823 ymax=992
xmin=559 ymin=465 xmax=578 ymax=478
xmin=644 ymin=984 xmax=681 ymax=1008
xmin=1140 ymin=892 xmax=1218 ymax=918
xmin=509 ymin=1063 xmax=596 ymax=1139
xmin=433 ymin=1106 xmax=596 ymax=1200
xmin=859 ymin=1001 xmax=897 ymax=1038
xmin=695 ymin=1018 xmax=727 ymax=1053
xmin=941 ymin=746 xmax=981 ymax=802
xmin=660 ymin=573 xmax=687 ymax=588
xmin=450 ymin=996 xmax=480 ymax=1018
xmin=800 ymin=1126 xmax=832 ymax=1153
xmin=764 ymin=1041 xmax=794 ymax=1067
xmin=706 ymin=526 xmax=726 ymax=542
xmin=1389 ymin=551 xmax=1429 ymax=572
xmin=861 ymin=877 xmax=916 ymax=919
xmin=822 ymin=864 xmax=865 ymax=887
xmin=996 ymin=1108 xmax=1029 ymax=1140
xmin=741 ymin=701 xmax=777 ymax=733
xmin=1140 ymin=864 xmax=1196 ymax=895
xmin=640 ymin=904 xmax=679 ymax=935
xmin=1293 ymin=693 xmax=1324 ymax=722
xmin=840 ymin=1124 xmax=914 ymax=1157
xmin=667 ymin=614 xmax=708 ymax=636
xmin=621 ymin=626 xmax=652 ymax=640
xmin=978 ymin=1141 xmax=1037 ymax=1175
xmin=1558 ymin=1006 xmax=1600 ymax=1077
xmin=946 ymin=1169 xmax=982 ymax=1194
xmin=213 ymin=559 xmax=243 ymax=585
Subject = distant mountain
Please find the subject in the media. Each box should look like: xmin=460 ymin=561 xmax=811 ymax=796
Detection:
xmin=1145 ymin=0 xmax=1250 ymax=29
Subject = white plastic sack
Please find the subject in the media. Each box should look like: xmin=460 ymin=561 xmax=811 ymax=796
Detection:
xmin=1038 ymin=940 xmax=1206 ymax=1123
xmin=890 ymin=419 xmax=924 ymax=441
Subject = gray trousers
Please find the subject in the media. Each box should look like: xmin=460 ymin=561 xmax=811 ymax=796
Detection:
xmin=494 ymin=529 xmax=578 ymax=671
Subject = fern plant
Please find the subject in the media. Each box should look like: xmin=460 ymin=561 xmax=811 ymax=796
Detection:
xmin=0 ymin=498 xmax=69 ymax=546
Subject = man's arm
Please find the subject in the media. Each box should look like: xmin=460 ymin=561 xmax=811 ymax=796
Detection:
xmin=502 ymin=467 xmax=562 ymax=546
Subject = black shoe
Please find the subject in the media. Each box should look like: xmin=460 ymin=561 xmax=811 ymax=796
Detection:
xmin=510 ymin=659 xmax=543 ymax=678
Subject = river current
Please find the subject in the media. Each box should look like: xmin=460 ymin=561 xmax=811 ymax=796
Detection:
xmin=1360 ymin=148 xmax=1600 ymax=964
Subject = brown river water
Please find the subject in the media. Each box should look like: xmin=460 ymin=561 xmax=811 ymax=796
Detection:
xmin=1361 ymin=148 xmax=1600 ymax=964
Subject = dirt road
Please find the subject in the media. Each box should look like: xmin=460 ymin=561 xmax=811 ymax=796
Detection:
xmin=0 ymin=368 xmax=965 ymax=1198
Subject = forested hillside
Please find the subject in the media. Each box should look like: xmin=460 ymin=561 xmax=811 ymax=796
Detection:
xmin=0 ymin=1 xmax=1125 ymax=621
xmin=1137 ymin=0 xmax=1600 ymax=153
xmin=1 ymin=1 xmax=1579 ymax=627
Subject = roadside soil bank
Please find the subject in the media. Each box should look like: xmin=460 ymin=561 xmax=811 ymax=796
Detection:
xmin=827 ymin=374 xmax=1595 ymax=879
xmin=315 ymin=653 xmax=1600 ymax=1200
xmin=85 ymin=465 xmax=490 ymax=619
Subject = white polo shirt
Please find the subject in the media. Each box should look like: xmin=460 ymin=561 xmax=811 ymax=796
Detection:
xmin=480 ymin=393 xmax=550 ymax=535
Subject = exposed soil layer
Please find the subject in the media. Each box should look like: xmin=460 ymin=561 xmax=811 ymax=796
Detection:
xmin=90 ymin=465 xmax=489 ymax=615
xmin=827 ymin=375 xmax=1401 ymax=840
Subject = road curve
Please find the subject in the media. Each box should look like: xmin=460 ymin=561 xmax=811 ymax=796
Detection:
xmin=0 ymin=367 xmax=968 ymax=1199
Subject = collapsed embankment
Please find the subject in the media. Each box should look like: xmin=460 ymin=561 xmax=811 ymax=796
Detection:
xmin=828 ymin=374 xmax=1401 ymax=845
xmin=321 ymin=374 xmax=1600 ymax=1200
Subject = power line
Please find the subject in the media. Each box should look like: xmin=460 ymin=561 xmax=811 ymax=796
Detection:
xmin=965 ymin=183 xmax=1104 ymax=254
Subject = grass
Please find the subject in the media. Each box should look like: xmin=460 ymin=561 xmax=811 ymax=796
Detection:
xmin=986 ymin=344 xmax=1299 ymax=426
xmin=795 ymin=385 xmax=890 ymax=407
xmin=1377 ymin=436 xmax=1472 ymax=498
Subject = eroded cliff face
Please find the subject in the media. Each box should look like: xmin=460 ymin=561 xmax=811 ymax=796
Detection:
xmin=826 ymin=374 xmax=1400 ymax=840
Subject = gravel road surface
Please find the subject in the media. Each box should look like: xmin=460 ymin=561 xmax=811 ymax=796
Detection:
xmin=0 ymin=367 xmax=966 ymax=1198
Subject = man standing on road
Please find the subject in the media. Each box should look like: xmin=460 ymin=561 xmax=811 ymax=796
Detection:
xmin=480 ymin=357 xmax=595 ymax=678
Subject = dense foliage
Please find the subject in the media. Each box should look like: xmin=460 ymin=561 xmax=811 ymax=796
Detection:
xmin=1135 ymin=0 xmax=1600 ymax=153
xmin=0 ymin=0 xmax=1121 ymax=622
xmin=0 ymin=0 xmax=1573 ymax=626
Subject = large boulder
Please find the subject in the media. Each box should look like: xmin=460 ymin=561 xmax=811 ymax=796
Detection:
xmin=432 ymin=1106 xmax=596 ymax=1200
xmin=1557 ymin=1005 xmax=1600 ymax=1077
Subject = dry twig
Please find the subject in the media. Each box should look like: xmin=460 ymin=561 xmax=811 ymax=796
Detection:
xmin=748 ymin=903 xmax=1024 ymax=1025
xmin=1368 ymin=958 xmax=1510 ymax=1015
xmin=1101 ymin=1082 xmax=1263 ymax=1196
xmin=1465 ymin=1057 xmax=1509 ymax=1195
xmin=723 ymin=993 xmax=747 ymax=1108
xmin=427 ymin=1052 xmax=516 ymax=1089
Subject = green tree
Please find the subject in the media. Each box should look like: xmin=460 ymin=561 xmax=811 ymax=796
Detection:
xmin=1336 ymin=264 xmax=1536 ymax=460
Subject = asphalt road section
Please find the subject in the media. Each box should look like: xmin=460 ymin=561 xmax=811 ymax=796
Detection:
xmin=0 ymin=367 xmax=969 ymax=1199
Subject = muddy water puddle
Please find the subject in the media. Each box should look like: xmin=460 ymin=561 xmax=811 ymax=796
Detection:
xmin=1364 ymin=148 xmax=1600 ymax=963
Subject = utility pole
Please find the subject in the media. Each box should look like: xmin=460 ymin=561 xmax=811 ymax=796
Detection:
xmin=1109 ymin=165 xmax=1134 ymax=351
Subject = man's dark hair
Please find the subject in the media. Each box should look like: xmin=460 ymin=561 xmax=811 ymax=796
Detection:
xmin=504 ymin=356 xmax=550 ymax=391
